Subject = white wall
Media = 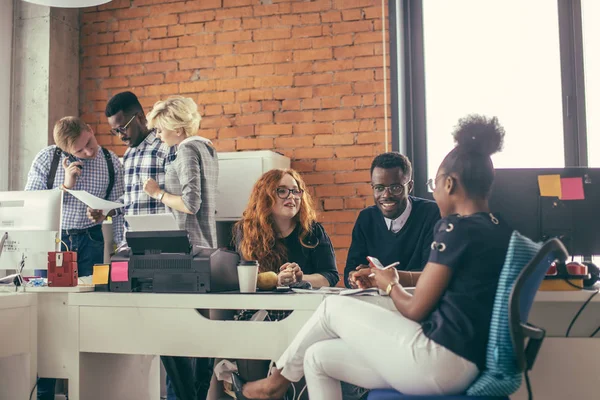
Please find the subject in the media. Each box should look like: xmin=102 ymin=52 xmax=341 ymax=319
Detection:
xmin=0 ymin=0 xmax=13 ymax=191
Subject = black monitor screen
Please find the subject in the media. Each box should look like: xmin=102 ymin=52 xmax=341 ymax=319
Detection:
xmin=490 ymin=168 xmax=600 ymax=256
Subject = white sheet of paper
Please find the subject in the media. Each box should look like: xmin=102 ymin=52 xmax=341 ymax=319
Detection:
xmin=64 ymin=189 xmax=123 ymax=213
xmin=125 ymin=213 xmax=179 ymax=232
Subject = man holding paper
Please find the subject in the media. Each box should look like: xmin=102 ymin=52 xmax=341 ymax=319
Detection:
xmin=25 ymin=116 xmax=124 ymax=277
xmin=24 ymin=116 xmax=124 ymax=400
xmin=87 ymin=91 xmax=177 ymax=246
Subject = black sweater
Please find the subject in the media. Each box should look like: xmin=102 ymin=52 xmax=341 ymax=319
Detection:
xmin=344 ymin=197 xmax=441 ymax=287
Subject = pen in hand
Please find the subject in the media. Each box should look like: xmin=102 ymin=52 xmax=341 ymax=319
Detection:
xmin=368 ymin=261 xmax=400 ymax=277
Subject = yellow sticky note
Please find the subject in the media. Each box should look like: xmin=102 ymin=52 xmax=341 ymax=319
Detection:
xmin=537 ymin=175 xmax=562 ymax=197
xmin=92 ymin=264 xmax=110 ymax=285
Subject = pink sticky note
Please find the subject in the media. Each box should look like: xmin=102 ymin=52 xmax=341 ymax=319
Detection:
xmin=560 ymin=177 xmax=585 ymax=200
xmin=111 ymin=261 xmax=129 ymax=282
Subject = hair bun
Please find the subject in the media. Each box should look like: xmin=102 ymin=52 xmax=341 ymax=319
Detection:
xmin=452 ymin=115 xmax=505 ymax=156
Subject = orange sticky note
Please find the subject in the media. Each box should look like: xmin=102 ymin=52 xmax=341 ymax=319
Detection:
xmin=560 ymin=177 xmax=585 ymax=200
xmin=92 ymin=264 xmax=109 ymax=285
xmin=537 ymin=175 xmax=562 ymax=197
xmin=111 ymin=261 xmax=129 ymax=282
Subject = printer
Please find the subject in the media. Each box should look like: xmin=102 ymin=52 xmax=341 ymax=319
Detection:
xmin=110 ymin=230 xmax=240 ymax=293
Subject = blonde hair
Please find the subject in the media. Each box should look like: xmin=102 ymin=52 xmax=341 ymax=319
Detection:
xmin=53 ymin=116 xmax=90 ymax=151
xmin=146 ymin=96 xmax=202 ymax=137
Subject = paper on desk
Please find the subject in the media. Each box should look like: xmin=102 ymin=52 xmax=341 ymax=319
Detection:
xmin=92 ymin=264 xmax=109 ymax=285
xmin=65 ymin=189 xmax=123 ymax=213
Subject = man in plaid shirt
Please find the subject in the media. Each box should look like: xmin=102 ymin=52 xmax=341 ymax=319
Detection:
xmin=88 ymin=91 xmax=176 ymax=246
xmin=25 ymin=116 xmax=124 ymax=400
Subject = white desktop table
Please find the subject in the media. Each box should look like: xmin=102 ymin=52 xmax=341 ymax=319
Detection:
xmin=32 ymin=288 xmax=600 ymax=400
xmin=0 ymin=291 xmax=37 ymax=399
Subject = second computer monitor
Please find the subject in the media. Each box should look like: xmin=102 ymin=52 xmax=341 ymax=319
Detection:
xmin=490 ymin=168 xmax=600 ymax=257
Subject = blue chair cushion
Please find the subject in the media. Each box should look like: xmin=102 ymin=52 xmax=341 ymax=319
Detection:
xmin=466 ymin=231 xmax=541 ymax=396
xmin=367 ymin=389 xmax=509 ymax=399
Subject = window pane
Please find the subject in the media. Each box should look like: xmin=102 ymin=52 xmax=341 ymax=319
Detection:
xmin=582 ymin=0 xmax=600 ymax=167
xmin=423 ymin=0 xmax=565 ymax=177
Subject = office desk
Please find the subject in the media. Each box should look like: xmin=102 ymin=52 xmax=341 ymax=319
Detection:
xmin=37 ymin=289 xmax=600 ymax=400
xmin=0 ymin=292 xmax=37 ymax=399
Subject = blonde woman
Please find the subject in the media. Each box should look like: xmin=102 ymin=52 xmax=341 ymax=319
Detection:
xmin=143 ymin=96 xmax=218 ymax=248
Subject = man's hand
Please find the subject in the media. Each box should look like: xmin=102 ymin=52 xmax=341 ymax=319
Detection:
xmin=349 ymin=264 xmax=372 ymax=288
xmin=61 ymin=157 xmax=83 ymax=189
xmin=278 ymin=262 xmax=302 ymax=285
xmin=87 ymin=208 xmax=115 ymax=223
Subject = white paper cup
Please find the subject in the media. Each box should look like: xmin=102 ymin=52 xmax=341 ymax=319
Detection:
xmin=237 ymin=261 xmax=259 ymax=293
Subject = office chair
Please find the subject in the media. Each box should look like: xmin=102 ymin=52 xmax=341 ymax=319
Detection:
xmin=367 ymin=233 xmax=569 ymax=400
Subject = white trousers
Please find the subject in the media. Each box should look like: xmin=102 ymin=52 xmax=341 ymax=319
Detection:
xmin=276 ymin=296 xmax=479 ymax=400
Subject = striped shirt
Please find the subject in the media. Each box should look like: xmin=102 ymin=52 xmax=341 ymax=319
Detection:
xmin=24 ymin=145 xmax=125 ymax=244
xmin=164 ymin=136 xmax=218 ymax=247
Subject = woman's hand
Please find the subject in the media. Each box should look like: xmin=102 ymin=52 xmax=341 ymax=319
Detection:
xmin=369 ymin=266 xmax=400 ymax=291
xmin=143 ymin=178 xmax=161 ymax=199
xmin=61 ymin=157 xmax=83 ymax=189
xmin=278 ymin=262 xmax=302 ymax=285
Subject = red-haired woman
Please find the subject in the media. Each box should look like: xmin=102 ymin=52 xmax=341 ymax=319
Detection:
xmin=230 ymin=169 xmax=338 ymax=387
xmin=234 ymin=168 xmax=339 ymax=288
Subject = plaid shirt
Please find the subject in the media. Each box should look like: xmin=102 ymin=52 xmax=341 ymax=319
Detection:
xmin=24 ymin=145 xmax=125 ymax=244
xmin=120 ymin=131 xmax=177 ymax=233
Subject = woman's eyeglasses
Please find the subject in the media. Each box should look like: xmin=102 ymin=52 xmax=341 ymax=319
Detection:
xmin=426 ymin=174 xmax=450 ymax=192
xmin=276 ymin=187 xmax=304 ymax=199
xmin=110 ymin=114 xmax=137 ymax=136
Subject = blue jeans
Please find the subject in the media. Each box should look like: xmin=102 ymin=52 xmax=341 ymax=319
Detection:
xmin=163 ymin=356 xmax=212 ymax=400
xmin=37 ymin=226 xmax=104 ymax=400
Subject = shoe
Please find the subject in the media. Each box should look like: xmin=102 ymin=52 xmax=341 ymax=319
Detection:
xmin=231 ymin=373 xmax=251 ymax=400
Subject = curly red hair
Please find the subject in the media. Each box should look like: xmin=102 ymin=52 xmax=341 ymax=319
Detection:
xmin=235 ymin=169 xmax=317 ymax=272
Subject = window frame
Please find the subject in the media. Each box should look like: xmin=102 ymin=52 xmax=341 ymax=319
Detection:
xmin=389 ymin=0 xmax=591 ymax=198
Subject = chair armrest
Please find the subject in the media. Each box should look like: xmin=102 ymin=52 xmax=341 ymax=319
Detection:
xmin=522 ymin=323 xmax=546 ymax=370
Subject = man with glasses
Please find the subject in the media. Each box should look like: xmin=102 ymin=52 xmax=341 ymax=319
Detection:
xmin=87 ymin=91 xmax=177 ymax=245
xmin=344 ymin=152 xmax=440 ymax=288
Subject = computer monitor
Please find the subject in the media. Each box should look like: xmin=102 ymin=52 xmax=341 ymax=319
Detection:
xmin=0 ymin=189 xmax=62 ymax=271
xmin=489 ymin=168 xmax=600 ymax=257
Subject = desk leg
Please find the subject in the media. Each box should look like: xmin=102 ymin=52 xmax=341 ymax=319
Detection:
xmin=30 ymin=300 xmax=38 ymax=399
xmin=67 ymin=305 xmax=80 ymax=400
xmin=512 ymin=338 xmax=600 ymax=400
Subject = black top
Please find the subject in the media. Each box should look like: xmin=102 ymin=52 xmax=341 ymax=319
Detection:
xmin=421 ymin=212 xmax=512 ymax=370
xmin=344 ymin=196 xmax=441 ymax=287
xmin=236 ymin=222 xmax=339 ymax=287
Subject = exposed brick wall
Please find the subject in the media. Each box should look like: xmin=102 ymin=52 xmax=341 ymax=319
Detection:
xmin=79 ymin=0 xmax=391 ymax=280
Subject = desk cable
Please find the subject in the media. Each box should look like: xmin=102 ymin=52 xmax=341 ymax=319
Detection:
xmin=0 ymin=232 xmax=7 ymax=258
xmin=564 ymin=278 xmax=599 ymax=337
xmin=29 ymin=376 xmax=39 ymax=400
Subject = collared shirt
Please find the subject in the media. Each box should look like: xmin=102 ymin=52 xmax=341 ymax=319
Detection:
xmin=384 ymin=198 xmax=413 ymax=233
xmin=25 ymin=145 xmax=125 ymax=244
xmin=121 ymin=130 xmax=177 ymax=218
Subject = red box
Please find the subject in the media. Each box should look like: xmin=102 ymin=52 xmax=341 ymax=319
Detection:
xmin=47 ymin=251 xmax=78 ymax=287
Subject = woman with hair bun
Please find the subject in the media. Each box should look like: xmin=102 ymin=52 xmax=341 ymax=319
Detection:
xmin=143 ymin=95 xmax=218 ymax=248
xmin=233 ymin=115 xmax=514 ymax=399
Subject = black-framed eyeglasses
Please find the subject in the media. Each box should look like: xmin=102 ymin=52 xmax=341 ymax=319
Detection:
xmin=371 ymin=181 xmax=412 ymax=196
xmin=276 ymin=187 xmax=304 ymax=199
xmin=110 ymin=114 xmax=136 ymax=136
xmin=426 ymin=174 xmax=449 ymax=192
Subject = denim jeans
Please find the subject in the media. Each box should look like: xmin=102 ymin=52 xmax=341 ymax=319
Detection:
xmin=163 ymin=356 xmax=212 ymax=400
xmin=37 ymin=226 xmax=104 ymax=400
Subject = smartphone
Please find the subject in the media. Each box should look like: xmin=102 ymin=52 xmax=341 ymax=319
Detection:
xmin=366 ymin=256 xmax=386 ymax=270
xmin=68 ymin=154 xmax=83 ymax=170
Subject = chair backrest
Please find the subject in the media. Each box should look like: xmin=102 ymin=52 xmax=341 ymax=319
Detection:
xmin=509 ymin=238 xmax=568 ymax=371
xmin=466 ymin=231 xmax=565 ymax=396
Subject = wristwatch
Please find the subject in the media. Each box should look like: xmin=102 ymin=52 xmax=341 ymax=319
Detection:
xmin=386 ymin=281 xmax=399 ymax=296
xmin=156 ymin=190 xmax=165 ymax=202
